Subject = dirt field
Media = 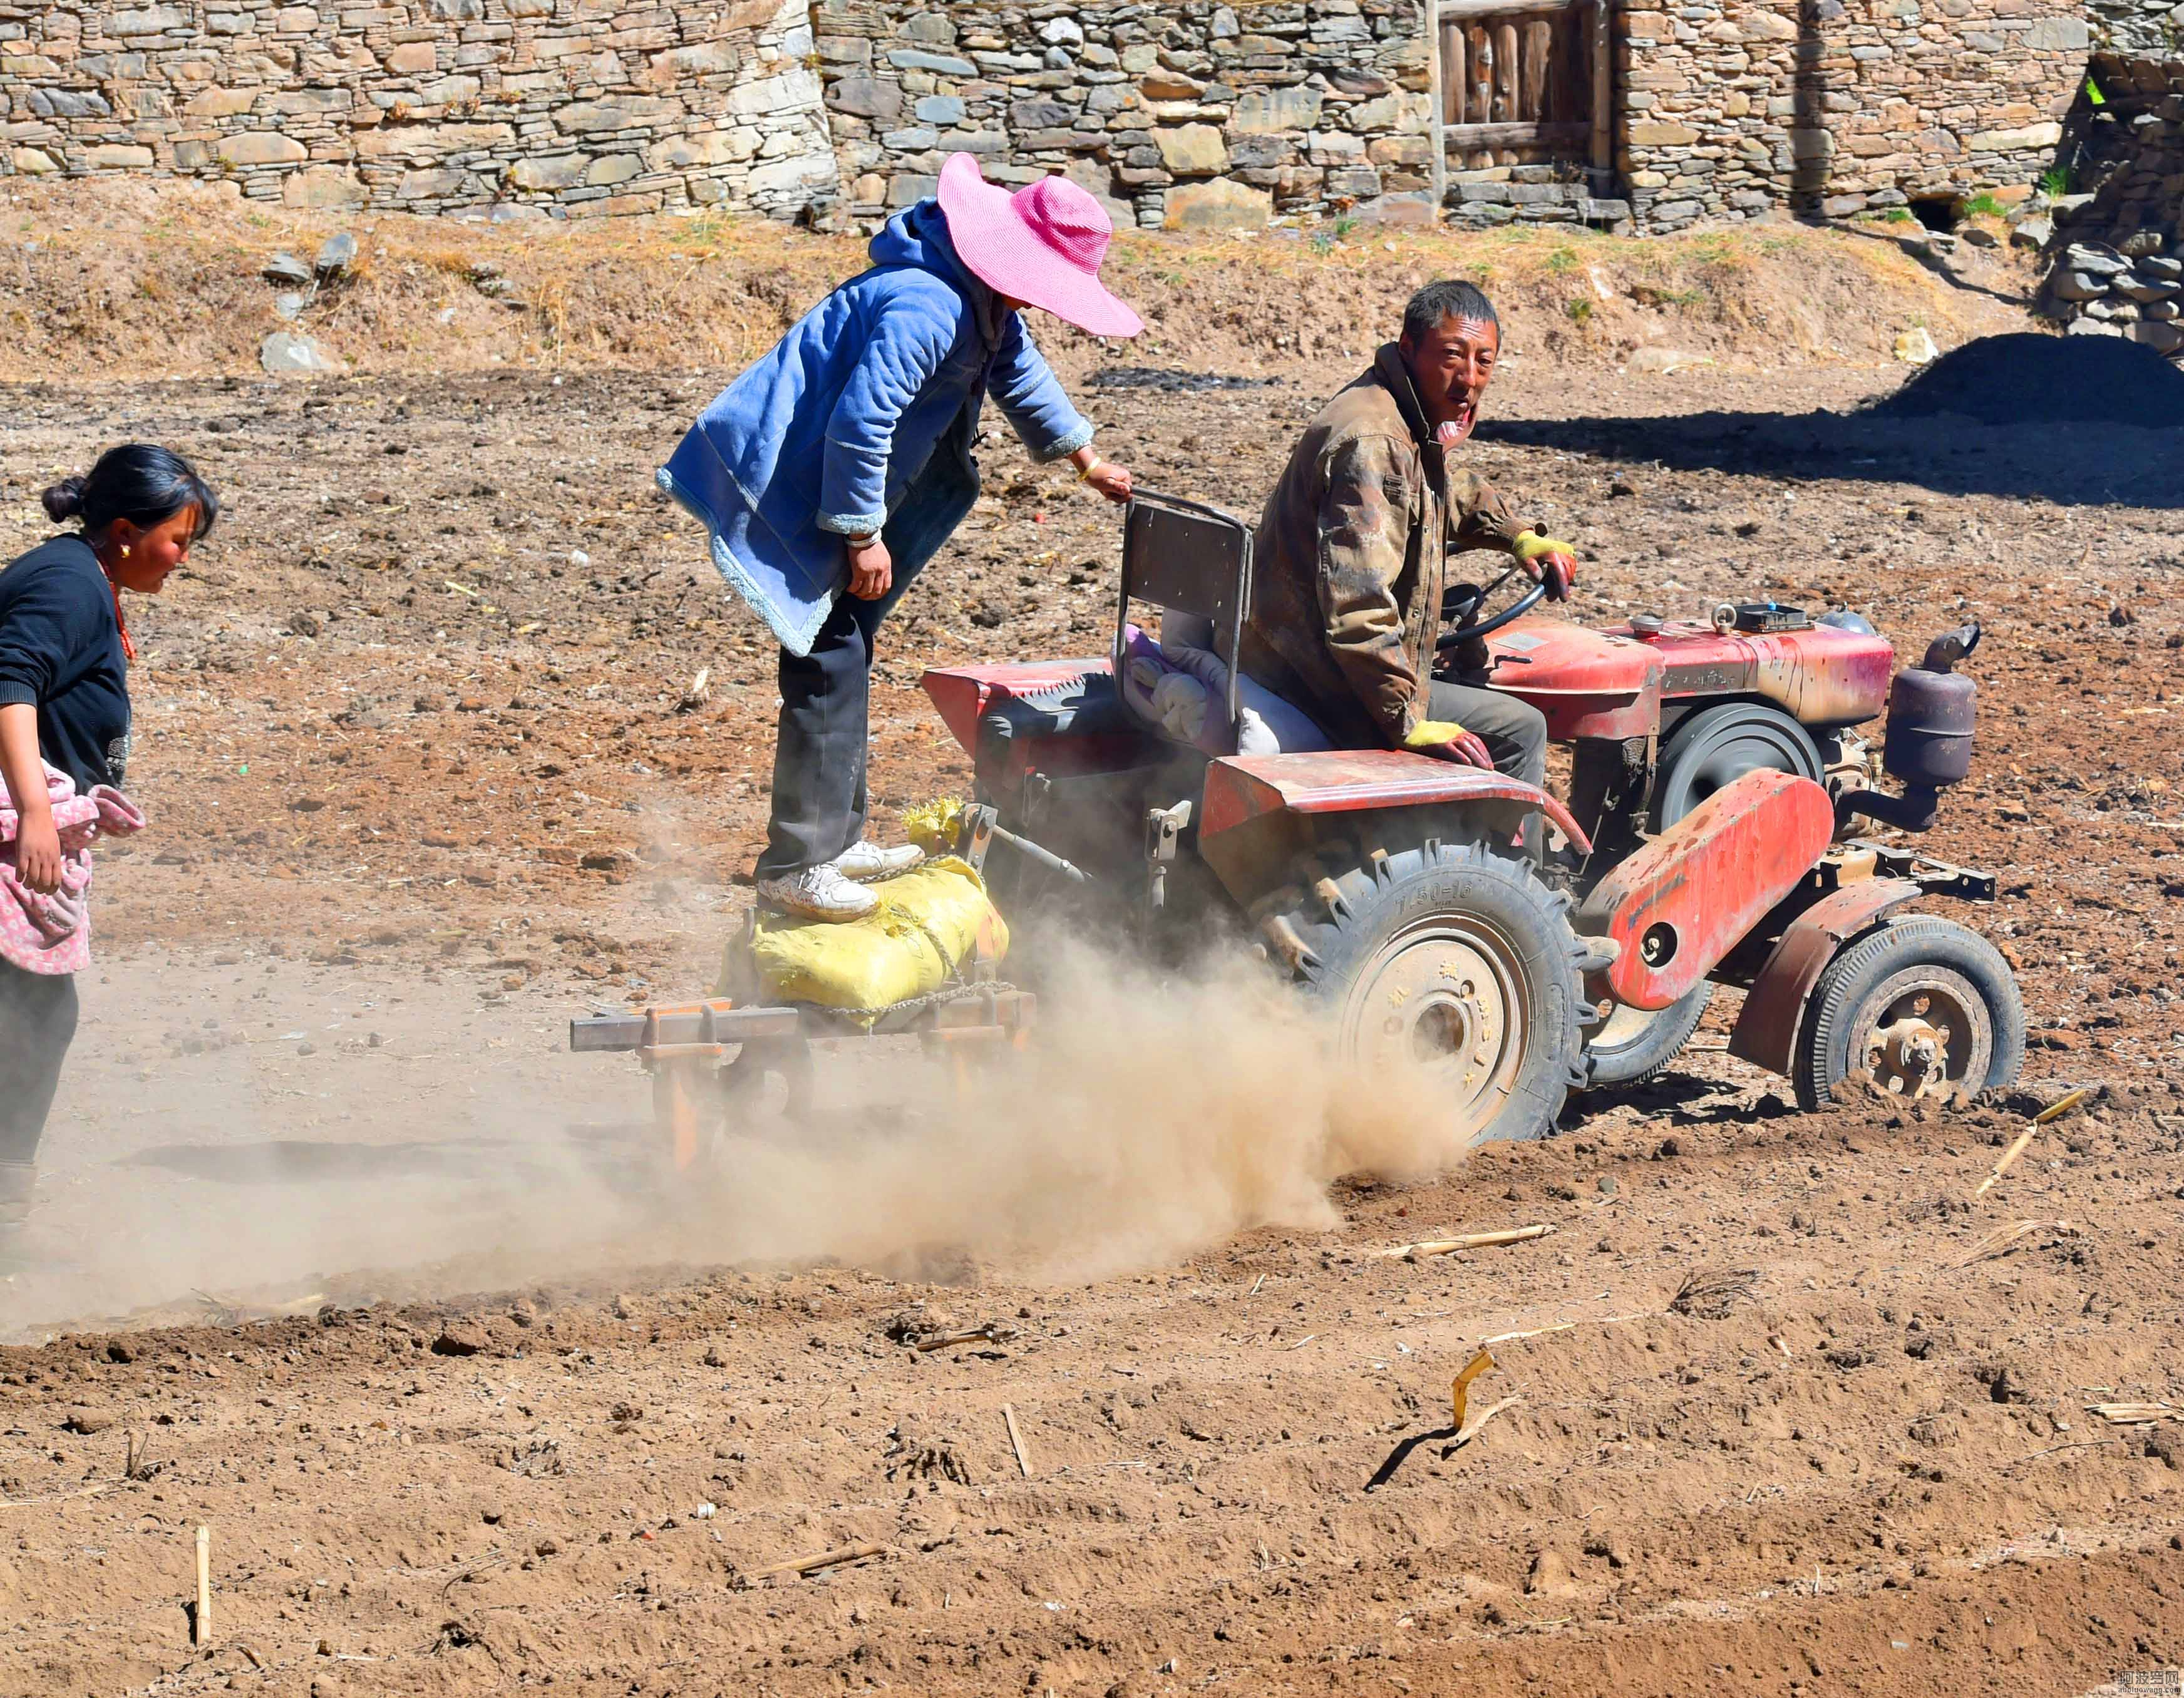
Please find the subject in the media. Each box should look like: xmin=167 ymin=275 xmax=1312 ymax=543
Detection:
xmin=1 ymin=192 xmax=2181 ymax=1697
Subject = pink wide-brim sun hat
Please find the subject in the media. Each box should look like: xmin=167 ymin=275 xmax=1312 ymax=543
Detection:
xmin=937 ymin=153 xmax=1144 ymax=340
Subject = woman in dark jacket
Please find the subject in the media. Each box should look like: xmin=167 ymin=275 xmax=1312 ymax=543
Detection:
xmin=0 ymin=445 xmax=218 ymax=1259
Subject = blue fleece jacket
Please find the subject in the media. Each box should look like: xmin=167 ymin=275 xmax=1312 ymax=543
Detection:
xmin=657 ymin=200 xmax=1095 ymax=656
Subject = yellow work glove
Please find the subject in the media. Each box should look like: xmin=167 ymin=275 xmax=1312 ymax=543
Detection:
xmin=1404 ymin=719 xmax=1493 ymax=768
xmin=1512 ymin=530 xmax=1577 ymax=600
xmin=1511 ymin=531 xmax=1575 ymax=563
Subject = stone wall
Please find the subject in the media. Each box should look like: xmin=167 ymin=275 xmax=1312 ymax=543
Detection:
xmin=811 ymin=0 xmax=1481 ymax=232
xmin=812 ymin=0 xmax=1625 ymax=230
xmin=813 ymin=0 xmax=2098 ymax=234
xmin=0 ymin=0 xmax=2121 ymax=232
xmin=1617 ymin=0 xmax=2092 ymax=232
xmin=0 ymin=0 xmax=838 ymax=218
xmin=2035 ymin=51 xmax=2184 ymax=353
xmin=2090 ymin=0 xmax=2181 ymax=55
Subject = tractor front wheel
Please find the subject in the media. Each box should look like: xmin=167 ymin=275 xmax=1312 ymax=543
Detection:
xmin=1270 ymin=840 xmax=1587 ymax=1148
xmin=1793 ymin=916 xmax=2025 ymax=1111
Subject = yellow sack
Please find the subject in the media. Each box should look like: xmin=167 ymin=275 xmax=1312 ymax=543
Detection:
xmin=738 ymin=855 xmax=1008 ymax=1022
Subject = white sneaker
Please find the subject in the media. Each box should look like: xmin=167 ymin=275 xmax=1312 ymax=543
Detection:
xmin=834 ymin=840 xmax=925 ymax=883
xmin=756 ymin=862 xmax=878 ymax=923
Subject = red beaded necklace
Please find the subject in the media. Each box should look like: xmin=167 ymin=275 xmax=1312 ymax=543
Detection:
xmin=97 ymin=552 xmax=136 ymax=663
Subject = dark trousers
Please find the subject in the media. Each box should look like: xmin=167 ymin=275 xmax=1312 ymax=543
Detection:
xmin=1428 ymin=679 xmax=1548 ymax=788
xmin=760 ymin=554 xmax=926 ymax=880
xmin=0 ymin=960 xmax=78 ymax=1170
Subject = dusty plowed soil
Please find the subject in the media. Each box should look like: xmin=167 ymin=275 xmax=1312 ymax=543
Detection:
xmin=1 ymin=195 xmax=2181 ymax=1697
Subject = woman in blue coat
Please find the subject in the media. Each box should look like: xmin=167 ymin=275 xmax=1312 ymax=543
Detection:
xmin=661 ymin=153 xmax=1141 ymax=920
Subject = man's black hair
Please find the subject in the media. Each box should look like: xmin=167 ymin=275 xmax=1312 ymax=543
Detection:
xmin=1401 ymin=279 xmax=1499 ymax=344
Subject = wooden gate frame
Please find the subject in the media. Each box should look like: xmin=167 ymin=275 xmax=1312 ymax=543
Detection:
xmin=1426 ymin=0 xmax=1611 ymax=208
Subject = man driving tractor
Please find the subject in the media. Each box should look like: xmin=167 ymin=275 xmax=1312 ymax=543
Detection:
xmin=1237 ymin=280 xmax=1577 ymax=782
xmin=590 ymin=282 xmax=2029 ymax=1150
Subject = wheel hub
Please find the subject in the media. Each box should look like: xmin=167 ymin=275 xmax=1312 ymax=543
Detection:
xmin=1857 ymin=979 xmax=1984 ymax=1102
xmin=1383 ymin=975 xmax=1495 ymax=1074
xmin=1347 ymin=919 xmax=1529 ymax=1140
xmin=1869 ymin=1015 xmax=1947 ymax=1097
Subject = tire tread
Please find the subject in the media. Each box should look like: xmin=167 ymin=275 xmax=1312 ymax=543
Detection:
xmin=1271 ymin=838 xmax=1586 ymax=1143
xmin=1793 ymin=914 xmax=2026 ymax=1111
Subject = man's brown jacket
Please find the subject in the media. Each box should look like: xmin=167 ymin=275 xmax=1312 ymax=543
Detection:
xmin=1238 ymin=344 xmax=1527 ymax=748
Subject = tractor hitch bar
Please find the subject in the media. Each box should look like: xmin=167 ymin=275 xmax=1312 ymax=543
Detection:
xmin=569 ymin=985 xmax=1039 ymax=1054
xmin=956 ymin=802 xmax=1091 ymax=886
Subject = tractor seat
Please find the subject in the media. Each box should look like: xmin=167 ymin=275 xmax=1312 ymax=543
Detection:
xmin=1112 ymin=491 xmax=1332 ymax=759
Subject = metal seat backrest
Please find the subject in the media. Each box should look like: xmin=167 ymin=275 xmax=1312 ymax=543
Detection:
xmin=1113 ymin=491 xmax=1255 ymax=749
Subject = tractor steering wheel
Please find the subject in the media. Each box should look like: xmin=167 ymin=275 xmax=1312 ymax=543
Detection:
xmin=1436 ymin=560 xmax=1548 ymax=654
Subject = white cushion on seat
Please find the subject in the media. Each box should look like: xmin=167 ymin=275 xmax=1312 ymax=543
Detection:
xmin=1132 ymin=613 xmax=1334 ymax=756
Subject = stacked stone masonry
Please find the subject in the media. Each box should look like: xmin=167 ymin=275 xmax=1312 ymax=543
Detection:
xmin=2034 ymin=52 xmax=2184 ymax=352
xmin=1615 ymin=0 xmax=2091 ymax=232
xmin=0 ymin=0 xmax=2119 ymax=232
xmin=2089 ymin=0 xmax=2182 ymax=56
xmin=813 ymin=0 xmax=1614 ymax=232
xmin=0 ymin=0 xmax=840 ymax=217
xmin=818 ymin=0 xmax=2094 ymax=234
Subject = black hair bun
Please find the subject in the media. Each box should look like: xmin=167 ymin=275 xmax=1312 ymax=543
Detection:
xmin=40 ymin=475 xmax=87 ymax=523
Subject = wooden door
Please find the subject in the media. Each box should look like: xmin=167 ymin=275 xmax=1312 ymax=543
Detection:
xmin=1438 ymin=0 xmax=1610 ymax=168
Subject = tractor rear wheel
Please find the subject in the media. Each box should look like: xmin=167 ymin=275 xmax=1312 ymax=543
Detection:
xmin=1583 ymin=982 xmax=1714 ymax=1089
xmin=1793 ymin=915 xmax=2025 ymax=1111
xmin=1270 ymin=840 xmax=1587 ymax=1148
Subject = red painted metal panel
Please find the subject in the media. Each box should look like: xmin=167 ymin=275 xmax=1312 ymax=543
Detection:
xmin=1485 ymin=617 xmax=1666 ymax=740
xmin=1581 ymin=769 xmax=1836 ymax=1012
xmin=1199 ymin=748 xmax=1590 ymax=850
xmin=1726 ymin=877 xmax=1924 ymax=1076
xmin=921 ymin=657 xmax=1113 ymax=754
xmin=1604 ymin=619 xmax=1895 ymax=724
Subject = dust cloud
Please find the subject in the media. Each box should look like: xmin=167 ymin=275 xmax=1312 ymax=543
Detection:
xmin=678 ymin=940 xmax=1474 ymax=1284
xmin=7 ymin=940 xmax=1483 ymax=1334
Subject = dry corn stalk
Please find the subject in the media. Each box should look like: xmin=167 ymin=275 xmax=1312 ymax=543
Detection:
xmin=2084 ymin=1402 xmax=2178 ymax=1426
xmin=912 ymin=1323 xmax=1019 ymax=1354
xmin=1974 ymin=1125 xmax=2038 ymax=1198
xmin=735 ymin=1542 xmax=890 ymax=1587
xmin=1954 ymin=1218 xmax=2075 ymax=1268
xmin=1450 ymin=1348 xmax=1495 ymax=1429
xmin=195 ymin=1526 xmax=212 ymax=1649
xmin=2033 ymin=1086 xmax=2094 ymax=1125
xmin=1974 ymin=1088 xmax=2093 ymax=1199
xmin=1383 ymin=1225 xmax=1555 ymax=1259
xmin=1002 ymin=1404 xmax=1033 ymax=1479
xmin=1669 ymin=1267 xmax=1760 ymax=1320
xmin=1448 ymin=1394 xmax=1523 ymax=1453
xmin=1480 ymin=1320 xmax=1577 ymax=1347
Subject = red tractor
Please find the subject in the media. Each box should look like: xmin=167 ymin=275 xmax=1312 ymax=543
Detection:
xmin=575 ymin=493 xmax=2024 ymax=1155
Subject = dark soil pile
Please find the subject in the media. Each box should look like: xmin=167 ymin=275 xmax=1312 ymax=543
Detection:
xmin=1086 ymin=367 xmax=1285 ymax=391
xmin=1873 ymin=330 xmax=2184 ymax=426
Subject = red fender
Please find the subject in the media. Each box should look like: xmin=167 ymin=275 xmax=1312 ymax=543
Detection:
xmin=1579 ymin=769 xmax=1837 ymax=1012
xmin=1196 ymin=749 xmax=1589 ymax=913
xmin=1726 ymin=877 xmax=1925 ymax=1077
xmin=1198 ymin=749 xmax=1589 ymax=848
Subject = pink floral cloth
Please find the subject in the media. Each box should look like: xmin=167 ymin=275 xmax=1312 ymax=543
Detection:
xmin=0 ymin=762 xmax=145 ymax=975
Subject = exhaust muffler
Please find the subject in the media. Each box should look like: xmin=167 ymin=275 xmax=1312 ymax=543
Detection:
xmin=1836 ymin=622 xmax=1981 ymax=833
